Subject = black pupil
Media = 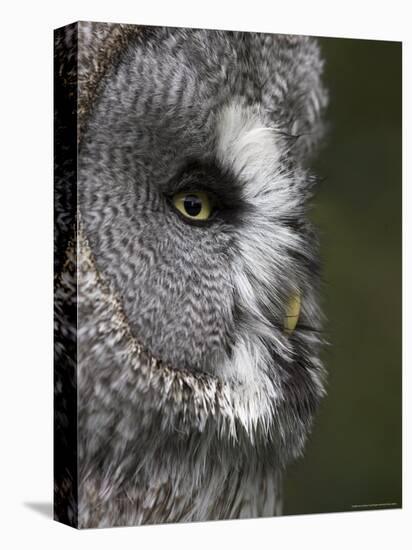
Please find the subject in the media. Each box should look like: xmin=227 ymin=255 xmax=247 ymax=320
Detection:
xmin=183 ymin=195 xmax=202 ymax=217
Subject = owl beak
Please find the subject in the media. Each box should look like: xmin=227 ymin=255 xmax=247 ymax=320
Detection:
xmin=284 ymin=292 xmax=301 ymax=334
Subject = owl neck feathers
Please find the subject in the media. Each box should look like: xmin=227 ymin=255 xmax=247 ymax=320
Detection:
xmin=74 ymin=224 xmax=285 ymax=526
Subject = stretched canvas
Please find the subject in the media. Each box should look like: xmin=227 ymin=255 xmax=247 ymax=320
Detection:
xmin=54 ymin=21 xmax=402 ymax=528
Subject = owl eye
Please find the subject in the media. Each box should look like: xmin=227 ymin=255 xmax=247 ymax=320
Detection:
xmin=172 ymin=191 xmax=212 ymax=221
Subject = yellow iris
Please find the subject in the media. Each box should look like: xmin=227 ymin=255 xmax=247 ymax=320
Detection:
xmin=172 ymin=191 xmax=212 ymax=221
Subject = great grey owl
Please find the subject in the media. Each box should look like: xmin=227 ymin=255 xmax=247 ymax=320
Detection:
xmin=54 ymin=21 xmax=328 ymax=528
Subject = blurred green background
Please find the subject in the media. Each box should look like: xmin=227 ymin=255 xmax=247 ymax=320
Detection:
xmin=284 ymin=37 xmax=402 ymax=515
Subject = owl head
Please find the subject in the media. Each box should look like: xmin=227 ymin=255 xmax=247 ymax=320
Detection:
xmin=77 ymin=25 xmax=327 ymax=469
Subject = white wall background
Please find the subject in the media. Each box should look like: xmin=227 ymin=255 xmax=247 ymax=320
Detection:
xmin=0 ymin=0 xmax=409 ymax=548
